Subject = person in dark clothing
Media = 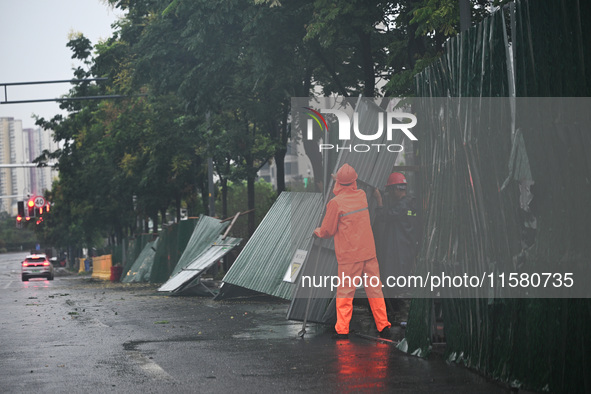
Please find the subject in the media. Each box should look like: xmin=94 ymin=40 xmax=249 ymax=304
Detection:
xmin=372 ymin=172 xmax=420 ymax=295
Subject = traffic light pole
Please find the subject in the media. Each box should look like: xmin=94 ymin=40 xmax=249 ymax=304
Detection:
xmin=1 ymin=78 xmax=145 ymax=105
xmin=0 ymin=163 xmax=56 ymax=168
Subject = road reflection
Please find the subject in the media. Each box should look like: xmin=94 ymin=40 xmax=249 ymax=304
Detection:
xmin=334 ymin=339 xmax=391 ymax=392
xmin=23 ymin=279 xmax=52 ymax=288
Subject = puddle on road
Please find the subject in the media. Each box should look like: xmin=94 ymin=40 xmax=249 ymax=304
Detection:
xmin=232 ymin=321 xmax=329 ymax=340
xmin=123 ymin=337 xmax=207 ymax=351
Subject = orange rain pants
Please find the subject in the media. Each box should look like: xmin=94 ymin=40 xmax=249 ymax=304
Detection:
xmin=335 ymin=258 xmax=390 ymax=334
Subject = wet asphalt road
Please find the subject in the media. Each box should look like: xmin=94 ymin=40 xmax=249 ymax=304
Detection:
xmin=0 ymin=252 xmax=511 ymax=393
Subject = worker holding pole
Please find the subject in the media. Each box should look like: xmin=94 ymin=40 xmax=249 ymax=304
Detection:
xmin=313 ymin=163 xmax=391 ymax=339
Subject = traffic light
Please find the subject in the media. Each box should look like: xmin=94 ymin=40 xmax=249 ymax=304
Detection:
xmin=17 ymin=201 xmax=25 ymax=227
xmin=27 ymin=199 xmax=35 ymax=218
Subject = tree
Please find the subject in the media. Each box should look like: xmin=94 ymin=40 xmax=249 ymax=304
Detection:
xmin=35 ymin=33 xmax=117 ymax=249
xmin=118 ymin=0 xmax=295 ymax=233
xmin=34 ymin=0 xmax=497 ymax=247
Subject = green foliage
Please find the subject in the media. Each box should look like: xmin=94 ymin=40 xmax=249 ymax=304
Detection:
xmin=215 ymin=180 xmax=277 ymax=239
xmin=411 ymin=0 xmax=460 ymax=36
xmin=0 ymin=213 xmax=39 ymax=252
xmin=33 ymin=0 xmax=493 ymax=247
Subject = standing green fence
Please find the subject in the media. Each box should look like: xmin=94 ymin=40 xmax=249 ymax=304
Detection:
xmin=406 ymin=1 xmax=591 ymax=392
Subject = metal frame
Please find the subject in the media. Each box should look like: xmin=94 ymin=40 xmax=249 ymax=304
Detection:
xmin=1 ymin=78 xmax=145 ymax=104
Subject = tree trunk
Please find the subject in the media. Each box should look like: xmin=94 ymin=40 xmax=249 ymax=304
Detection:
xmin=358 ymin=30 xmax=375 ymax=96
xmin=314 ymin=44 xmax=350 ymax=97
xmin=152 ymin=214 xmax=158 ymax=234
xmin=115 ymin=224 xmax=123 ymax=246
xmin=303 ymin=137 xmax=323 ymax=192
xmin=246 ymin=144 xmax=256 ymax=236
xmin=247 ymin=170 xmax=255 ymax=236
xmin=160 ymin=207 xmax=167 ymax=227
xmin=221 ymin=176 xmax=228 ymax=219
xmin=275 ymin=149 xmax=286 ymax=194
xmin=275 ymin=106 xmax=289 ymax=194
xmin=247 ymin=121 xmax=256 ymax=236
xmin=200 ymin=179 xmax=208 ymax=217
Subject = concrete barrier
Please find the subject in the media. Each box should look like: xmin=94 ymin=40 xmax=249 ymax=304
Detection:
xmin=91 ymin=255 xmax=112 ymax=280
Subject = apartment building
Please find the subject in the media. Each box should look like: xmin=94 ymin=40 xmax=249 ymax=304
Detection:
xmin=0 ymin=117 xmax=57 ymax=215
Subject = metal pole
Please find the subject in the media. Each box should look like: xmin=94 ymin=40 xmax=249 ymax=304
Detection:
xmin=0 ymin=163 xmax=56 ymax=168
xmin=0 ymin=78 xmax=108 ymax=86
xmin=1 ymin=95 xmax=145 ymax=105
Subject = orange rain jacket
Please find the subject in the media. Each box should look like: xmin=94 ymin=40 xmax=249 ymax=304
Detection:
xmin=314 ymin=181 xmax=376 ymax=264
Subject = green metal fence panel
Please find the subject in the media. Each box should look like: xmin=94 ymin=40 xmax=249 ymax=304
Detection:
xmin=150 ymin=219 xmax=198 ymax=283
xmin=170 ymin=215 xmax=229 ymax=277
xmin=510 ymin=1 xmax=591 ymax=392
xmin=409 ymin=1 xmax=591 ymax=392
xmin=220 ymin=192 xmax=324 ymax=301
xmin=120 ymin=234 xmax=153 ymax=280
xmin=121 ymin=238 xmax=159 ymax=283
xmin=407 ymin=7 xmax=512 ymax=357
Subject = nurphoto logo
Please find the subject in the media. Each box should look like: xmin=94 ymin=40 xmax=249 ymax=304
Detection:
xmin=299 ymin=98 xmax=417 ymax=153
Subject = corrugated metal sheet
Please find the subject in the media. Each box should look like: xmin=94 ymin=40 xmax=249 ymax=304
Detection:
xmin=219 ymin=192 xmax=324 ymax=300
xmin=150 ymin=218 xmax=198 ymax=283
xmin=286 ymin=239 xmax=339 ymax=324
xmin=158 ymin=236 xmax=241 ymax=293
xmin=334 ymin=98 xmax=405 ymax=189
xmin=120 ymin=234 xmax=153 ymax=280
xmin=218 ymin=99 xmax=407 ymax=322
xmin=121 ymin=238 xmax=159 ymax=283
xmin=170 ymin=215 xmax=229 ymax=277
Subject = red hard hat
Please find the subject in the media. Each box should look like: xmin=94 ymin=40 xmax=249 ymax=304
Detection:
xmin=386 ymin=172 xmax=406 ymax=186
xmin=336 ymin=163 xmax=358 ymax=184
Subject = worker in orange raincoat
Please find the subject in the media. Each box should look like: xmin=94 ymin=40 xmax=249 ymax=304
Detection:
xmin=314 ymin=163 xmax=392 ymax=339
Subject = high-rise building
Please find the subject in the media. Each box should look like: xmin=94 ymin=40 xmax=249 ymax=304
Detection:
xmin=0 ymin=117 xmax=57 ymax=215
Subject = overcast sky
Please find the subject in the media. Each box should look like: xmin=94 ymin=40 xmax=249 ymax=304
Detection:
xmin=0 ymin=1 xmax=124 ymax=129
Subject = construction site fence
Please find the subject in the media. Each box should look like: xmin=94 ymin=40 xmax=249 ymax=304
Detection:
xmin=403 ymin=1 xmax=591 ymax=392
